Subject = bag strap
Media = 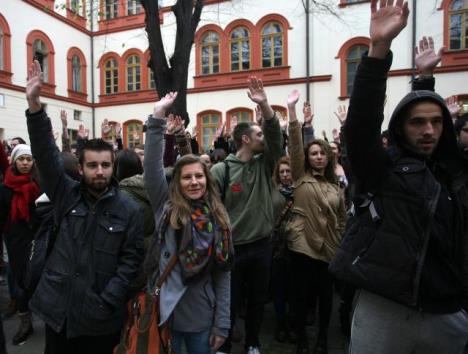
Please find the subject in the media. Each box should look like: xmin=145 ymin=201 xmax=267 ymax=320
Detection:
xmin=221 ymin=160 xmax=230 ymax=202
xmin=154 ymin=254 xmax=178 ymax=296
xmin=275 ymin=200 xmax=293 ymax=228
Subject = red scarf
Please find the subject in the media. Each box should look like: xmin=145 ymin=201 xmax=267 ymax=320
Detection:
xmin=3 ymin=167 xmax=40 ymax=225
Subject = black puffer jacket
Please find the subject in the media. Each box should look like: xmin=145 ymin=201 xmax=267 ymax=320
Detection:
xmin=26 ymin=109 xmax=144 ymax=338
xmin=330 ymin=53 xmax=468 ymax=313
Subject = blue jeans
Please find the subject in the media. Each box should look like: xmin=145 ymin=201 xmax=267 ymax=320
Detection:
xmin=171 ymin=330 xmax=212 ymax=354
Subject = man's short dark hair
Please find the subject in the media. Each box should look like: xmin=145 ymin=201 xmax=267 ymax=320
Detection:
xmin=12 ymin=137 xmax=26 ymax=144
xmin=79 ymin=139 xmax=114 ymax=165
xmin=454 ymin=114 xmax=468 ymax=136
xmin=233 ymin=122 xmax=256 ymax=149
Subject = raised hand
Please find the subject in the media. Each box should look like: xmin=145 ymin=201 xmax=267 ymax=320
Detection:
xmin=101 ymin=119 xmax=112 ymax=139
xmin=115 ymin=122 xmax=122 ymax=137
xmin=60 ymin=110 xmax=68 ymax=128
xmin=446 ymin=95 xmax=461 ymax=121
xmin=166 ymin=114 xmax=176 ymax=134
xmin=369 ymin=0 xmax=410 ymax=59
xmin=332 ymin=128 xmax=340 ymax=142
xmin=153 ymin=91 xmax=178 ymax=118
xmin=334 ymin=105 xmax=348 ymax=126
xmin=415 ymin=36 xmax=444 ymax=76
xmin=278 ymin=112 xmax=288 ymax=130
xmin=77 ymin=124 xmax=88 ymax=140
xmin=303 ymin=101 xmax=314 ymax=127
xmin=26 ymin=60 xmax=43 ymax=113
xmin=247 ymin=76 xmax=268 ymax=105
xmin=287 ymin=89 xmax=300 ymax=107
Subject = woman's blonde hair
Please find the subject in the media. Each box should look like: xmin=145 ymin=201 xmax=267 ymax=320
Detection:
xmin=168 ymin=154 xmax=230 ymax=230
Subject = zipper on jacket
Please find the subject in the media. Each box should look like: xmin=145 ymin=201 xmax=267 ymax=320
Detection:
xmin=410 ymin=182 xmax=441 ymax=307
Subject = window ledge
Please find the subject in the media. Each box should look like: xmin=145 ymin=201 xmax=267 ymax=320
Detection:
xmin=68 ymin=89 xmax=88 ymax=101
xmin=98 ymin=89 xmax=158 ymax=105
xmin=42 ymin=82 xmax=56 ymax=94
xmin=98 ymin=12 xmax=162 ymax=32
xmin=194 ymin=66 xmax=290 ymax=89
xmin=442 ymin=49 xmax=468 ymax=66
xmin=66 ymin=8 xmax=86 ymax=27
xmin=339 ymin=0 xmax=371 ymax=8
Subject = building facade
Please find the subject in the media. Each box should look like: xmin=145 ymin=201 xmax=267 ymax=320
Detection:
xmin=1 ymin=0 xmax=467 ymax=151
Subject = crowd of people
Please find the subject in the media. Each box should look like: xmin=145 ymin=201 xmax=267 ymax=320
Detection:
xmin=0 ymin=1 xmax=467 ymax=354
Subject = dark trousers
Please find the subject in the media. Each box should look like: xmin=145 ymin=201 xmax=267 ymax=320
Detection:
xmin=218 ymin=238 xmax=272 ymax=352
xmin=45 ymin=325 xmax=120 ymax=354
xmin=0 ymin=318 xmax=6 ymax=354
xmin=289 ymin=251 xmax=333 ymax=342
xmin=271 ymin=256 xmax=290 ymax=323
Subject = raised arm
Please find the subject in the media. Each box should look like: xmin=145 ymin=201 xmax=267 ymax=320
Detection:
xmin=144 ymin=92 xmax=177 ymax=224
xmin=25 ymin=60 xmax=75 ymax=210
xmin=345 ymin=0 xmax=409 ymax=192
xmin=247 ymin=76 xmax=282 ymax=172
xmin=412 ymin=36 xmax=444 ymax=91
xmin=60 ymin=110 xmax=71 ymax=153
xmin=302 ymin=101 xmax=315 ymax=145
xmin=287 ymin=89 xmax=305 ymax=181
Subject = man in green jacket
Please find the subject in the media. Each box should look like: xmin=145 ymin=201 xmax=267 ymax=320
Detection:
xmin=211 ymin=77 xmax=283 ymax=354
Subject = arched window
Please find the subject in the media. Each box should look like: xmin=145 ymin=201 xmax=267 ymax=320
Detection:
xmin=262 ymin=22 xmax=283 ymax=68
xmin=230 ymin=27 xmax=250 ymax=71
xmin=201 ymin=32 xmax=220 ymax=75
xmin=33 ymin=39 xmax=49 ymax=83
xmin=148 ymin=68 xmax=155 ymax=89
xmin=124 ymin=120 xmax=143 ymax=148
xmin=346 ymin=44 xmax=368 ymax=96
xmin=105 ymin=0 xmax=118 ymax=19
xmin=449 ymin=0 xmax=468 ymax=50
xmin=72 ymin=55 xmax=82 ymax=92
xmin=127 ymin=0 xmax=142 ymax=15
xmin=104 ymin=58 xmax=118 ymax=94
xmin=198 ymin=111 xmax=221 ymax=151
xmin=126 ymin=55 xmax=141 ymax=91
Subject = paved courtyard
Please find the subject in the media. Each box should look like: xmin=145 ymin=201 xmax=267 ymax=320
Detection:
xmin=1 ymin=277 xmax=348 ymax=354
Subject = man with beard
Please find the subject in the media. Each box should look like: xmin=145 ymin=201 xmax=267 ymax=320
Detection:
xmin=24 ymin=60 xmax=144 ymax=354
xmin=211 ymin=77 xmax=283 ymax=354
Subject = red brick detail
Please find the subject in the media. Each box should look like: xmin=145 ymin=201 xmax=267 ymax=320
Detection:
xmin=336 ymin=36 xmax=370 ymax=100
xmin=67 ymin=47 xmax=88 ymax=101
xmin=26 ymin=29 xmax=56 ymax=93
xmin=439 ymin=0 xmax=468 ymax=66
xmin=0 ymin=14 xmax=12 ymax=84
xmin=26 ymin=0 xmax=55 ymax=10
xmin=65 ymin=0 xmax=87 ymax=28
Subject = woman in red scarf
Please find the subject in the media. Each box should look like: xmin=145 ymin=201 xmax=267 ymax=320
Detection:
xmin=1 ymin=144 xmax=40 ymax=346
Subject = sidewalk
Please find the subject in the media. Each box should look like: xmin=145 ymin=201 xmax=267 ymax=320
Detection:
xmin=0 ymin=279 xmax=348 ymax=354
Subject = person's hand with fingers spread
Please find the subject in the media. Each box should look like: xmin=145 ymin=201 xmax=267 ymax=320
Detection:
xmin=153 ymin=91 xmax=178 ymax=119
xmin=415 ymin=36 xmax=444 ymax=76
xmin=369 ymin=0 xmax=410 ymax=59
xmin=247 ymin=76 xmax=274 ymax=120
xmin=334 ymin=105 xmax=348 ymax=126
xmin=101 ymin=118 xmax=112 ymax=139
xmin=332 ymin=128 xmax=340 ymax=142
xmin=26 ymin=60 xmax=43 ymax=113
xmin=287 ymin=89 xmax=300 ymax=124
xmin=446 ymin=95 xmax=461 ymax=121
xmin=303 ymin=101 xmax=314 ymax=127
xmin=77 ymin=124 xmax=87 ymax=140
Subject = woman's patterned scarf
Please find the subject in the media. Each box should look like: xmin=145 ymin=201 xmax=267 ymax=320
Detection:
xmin=178 ymin=200 xmax=233 ymax=282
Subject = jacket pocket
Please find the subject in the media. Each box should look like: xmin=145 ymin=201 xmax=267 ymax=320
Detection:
xmin=94 ymin=218 xmax=126 ymax=274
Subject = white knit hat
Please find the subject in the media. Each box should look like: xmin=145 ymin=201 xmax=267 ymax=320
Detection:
xmin=11 ymin=144 xmax=32 ymax=163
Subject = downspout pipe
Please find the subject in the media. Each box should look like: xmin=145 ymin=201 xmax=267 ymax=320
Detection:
xmin=90 ymin=0 xmax=96 ymax=138
xmin=411 ymin=0 xmax=417 ymax=82
xmin=305 ymin=0 xmax=310 ymax=102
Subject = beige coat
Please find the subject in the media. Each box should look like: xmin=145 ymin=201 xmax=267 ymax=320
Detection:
xmin=286 ymin=120 xmax=347 ymax=263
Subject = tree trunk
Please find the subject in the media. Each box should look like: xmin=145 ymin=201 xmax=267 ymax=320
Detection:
xmin=141 ymin=0 xmax=203 ymax=126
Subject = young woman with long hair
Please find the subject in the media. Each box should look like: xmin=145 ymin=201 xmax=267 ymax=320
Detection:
xmin=143 ymin=92 xmax=233 ymax=354
xmin=286 ymin=90 xmax=347 ymax=354
xmin=0 ymin=144 xmax=41 ymax=345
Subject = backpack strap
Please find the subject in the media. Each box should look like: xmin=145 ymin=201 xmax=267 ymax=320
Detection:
xmin=221 ymin=160 xmax=230 ymax=202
